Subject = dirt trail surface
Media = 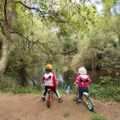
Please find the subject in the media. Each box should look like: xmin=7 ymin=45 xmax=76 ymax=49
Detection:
xmin=0 ymin=93 xmax=120 ymax=120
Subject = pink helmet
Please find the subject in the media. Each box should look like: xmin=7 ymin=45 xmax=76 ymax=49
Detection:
xmin=78 ymin=67 xmax=87 ymax=74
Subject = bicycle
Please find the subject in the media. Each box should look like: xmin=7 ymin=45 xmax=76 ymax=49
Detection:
xmin=74 ymin=83 xmax=94 ymax=111
xmin=82 ymin=92 xmax=94 ymax=111
xmin=46 ymin=88 xmax=53 ymax=108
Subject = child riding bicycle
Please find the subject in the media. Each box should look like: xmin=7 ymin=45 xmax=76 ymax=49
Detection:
xmin=41 ymin=64 xmax=63 ymax=103
xmin=75 ymin=67 xmax=91 ymax=104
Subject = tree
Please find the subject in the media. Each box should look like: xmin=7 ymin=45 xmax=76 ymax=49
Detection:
xmin=0 ymin=0 xmax=12 ymax=75
xmin=0 ymin=0 xmax=66 ymax=76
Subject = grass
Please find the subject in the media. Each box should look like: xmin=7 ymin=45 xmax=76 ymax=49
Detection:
xmin=63 ymin=112 xmax=70 ymax=117
xmin=92 ymin=115 xmax=107 ymax=120
xmin=0 ymin=84 xmax=120 ymax=102
xmin=0 ymin=87 xmax=42 ymax=94
xmin=0 ymin=87 xmax=66 ymax=94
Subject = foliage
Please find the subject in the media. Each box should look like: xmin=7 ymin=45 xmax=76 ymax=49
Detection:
xmin=70 ymin=84 xmax=77 ymax=94
xmin=90 ymin=84 xmax=120 ymax=101
xmin=0 ymin=75 xmax=18 ymax=89
xmin=99 ymin=77 xmax=112 ymax=85
xmin=63 ymin=69 xmax=77 ymax=87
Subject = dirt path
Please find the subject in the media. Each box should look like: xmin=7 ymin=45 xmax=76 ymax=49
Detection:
xmin=0 ymin=93 xmax=120 ymax=120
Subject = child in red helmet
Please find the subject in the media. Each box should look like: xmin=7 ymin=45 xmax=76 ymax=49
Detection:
xmin=75 ymin=67 xmax=91 ymax=104
xmin=41 ymin=64 xmax=63 ymax=103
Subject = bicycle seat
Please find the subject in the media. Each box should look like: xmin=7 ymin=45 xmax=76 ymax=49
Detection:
xmin=47 ymin=88 xmax=51 ymax=91
xmin=83 ymin=92 xmax=89 ymax=96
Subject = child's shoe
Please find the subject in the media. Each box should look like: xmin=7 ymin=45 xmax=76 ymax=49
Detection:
xmin=58 ymin=98 xmax=63 ymax=103
xmin=76 ymin=99 xmax=81 ymax=104
xmin=41 ymin=96 xmax=45 ymax=102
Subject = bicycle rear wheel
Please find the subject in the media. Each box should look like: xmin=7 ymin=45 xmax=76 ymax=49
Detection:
xmin=46 ymin=93 xmax=51 ymax=108
xmin=86 ymin=97 xmax=94 ymax=111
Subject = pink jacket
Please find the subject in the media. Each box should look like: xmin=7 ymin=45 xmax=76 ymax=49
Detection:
xmin=75 ymin=74 xmax=91 ymax=87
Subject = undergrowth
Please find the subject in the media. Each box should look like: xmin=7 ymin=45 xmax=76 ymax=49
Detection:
xmin=0 ymin=84 xmax=120 ymax=102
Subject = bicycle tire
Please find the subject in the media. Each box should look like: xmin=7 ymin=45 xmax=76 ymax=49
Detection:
xmin=86 ymin=97 xmax=94 ymax=111
xmin=46 ymin=93 xmax=51 ymax=108
xmin=50 ymin=92 xmax=53 ymax=102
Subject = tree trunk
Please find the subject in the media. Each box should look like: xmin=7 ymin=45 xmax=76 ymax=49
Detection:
xmin=0 ymin=0 xmax=12 ymax=75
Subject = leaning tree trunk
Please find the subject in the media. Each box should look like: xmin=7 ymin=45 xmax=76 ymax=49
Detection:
xmin=0 ymin=0 xmax=12 ymax=75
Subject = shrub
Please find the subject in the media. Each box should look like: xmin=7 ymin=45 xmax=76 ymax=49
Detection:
xmin=89 ymin=84 xmax=120 ymax=101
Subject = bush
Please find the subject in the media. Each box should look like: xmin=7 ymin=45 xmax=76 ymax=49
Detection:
xmin=89 ymin=84 xmax=120 ymax=101
xmin=70 ymin=85 xmax=77 ymax=94
xmin=100 ymin=77 xmax=112 ymax=85
xmin=114 ymin=95 xmax=120 ymax=102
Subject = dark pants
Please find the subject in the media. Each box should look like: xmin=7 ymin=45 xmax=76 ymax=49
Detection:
xmin=43 ymin=86 xmax=60 ymax=98
xmin=78 ymin=87 xmax=89 ymax=100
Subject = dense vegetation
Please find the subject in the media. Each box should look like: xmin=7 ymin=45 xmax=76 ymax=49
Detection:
xmin=0 ymin=0 xmax=120 ymax=101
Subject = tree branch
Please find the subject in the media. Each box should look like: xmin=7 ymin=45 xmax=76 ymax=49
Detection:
xmin=11 ymin=30 xmax=57 ymax=55
xmin=14 ymin=1 xmax=68 ymax=23
xmin=11 ymin=30 xmax=56 ymax=45
xmin=11 ymin=31 xmax=29 ymax=40
xmin=4 ymin=0 xmax=7 ymax=21
xmin=14 ymin=1 xmax=45 ymax=18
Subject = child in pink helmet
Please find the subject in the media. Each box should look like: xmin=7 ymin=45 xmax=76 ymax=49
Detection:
xmin=75 ymin=67 xmax=91 ymax=104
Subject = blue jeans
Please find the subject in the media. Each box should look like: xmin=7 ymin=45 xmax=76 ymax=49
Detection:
xmin=78 ymin=87 xmax=89 ymax=100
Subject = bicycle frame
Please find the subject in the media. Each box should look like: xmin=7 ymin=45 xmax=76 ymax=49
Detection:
xmin=82 ymin=92 xmax=89 ymax=102
xmin=46 ymin=88 xmax=53 ymax=108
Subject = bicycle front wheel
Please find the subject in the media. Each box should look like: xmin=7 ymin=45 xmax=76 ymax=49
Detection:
xmin=86 ymin=97 xmax=94 ymax=111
